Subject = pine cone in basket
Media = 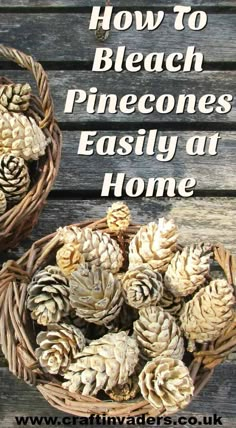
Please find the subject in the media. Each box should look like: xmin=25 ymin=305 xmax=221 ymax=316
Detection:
xmin=35 ymin=323 xmax=85 ymax=375
xmin=129 ymin=219 xmax=178 ymax=273
xmin=180 ymin=279 xmax=235 ymax=345
xmin=0 ymin=189 xmax=7 ymax=214
xmin=159 ymin=289 xmax=183 ymax=318
xmin=63 ymin=331 xmax=139 ymax=395
xmin=0 ymin=111 xmax=49 ymax=161
xmin=0 ymin=83 xmax=31 ymax=113
xmin=107 ymin=201 xmax=131 ymax=233
xmin=56 ymin=243 xmax=85 ymax=277
xmin=139 ymin=357 xmax=194 ymax=415
xmin=134 ymin=306 xmax=184 ymax=360
xmin=59 ymin=226 xmax=124 ymax=273
xmin=122 ymin=264 xmax=163 ymax=309
xmin=0 ymin=154 xmax=30 ymax=202
xmin=164 ymin=243 xmax=212 ymax=297
xmin=27 ymin=266 xmax=70 ymax=326
xmin=69 ymin=265 xmax=123 ymax=325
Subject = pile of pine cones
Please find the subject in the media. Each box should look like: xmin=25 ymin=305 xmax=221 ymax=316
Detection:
xmin=0 ymin=83 xmax=50 ymax=213
xmin=26 ymin=202 xmax=235 ymax=415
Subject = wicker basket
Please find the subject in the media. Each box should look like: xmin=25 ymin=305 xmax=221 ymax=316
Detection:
xmin=0 ymin=218 xmax=236 ymax=417
xmin=0 ymin=44 xmax=61 ymax=251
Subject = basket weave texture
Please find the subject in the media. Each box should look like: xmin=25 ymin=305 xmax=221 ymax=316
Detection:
xmin=0 ymin=44 xmax=61 ymax=251
xmin=0 ymin=218 xmax=236 ymax=417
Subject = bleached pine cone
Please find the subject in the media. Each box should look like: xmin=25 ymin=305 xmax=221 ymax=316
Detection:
xmin=122 ymin=264 xmax=163 ymax=309
xmin=63 ymin=331 xmax=139 ymax=396
xmin=56 ymin=243 xmax=85 ymax=276
xmin=0 ymin=83 xmax=31 ymax=113
xmin=27 ymin=266 xmax=70 ymax=326
xmin=129 ymin=219 xmax=178 ymax=273
xmin=0 ymin=190 xmax=7 ymax=214
xmin=180 ymin=279 xmax=235 ymax=345
xmin=139 ymin=357 xmax=194 ymax=415
xmin=164 ymin=243 xmax=212 ymax=297
xmin=0 ymin=112 xmax=49 ymax=161
xmin=159 ymin=289 xmax=183 ymax=318
xmin=107 ymin=201 xmax=131 ymax=232
xmin=69 ymin=265 xmax=123 ymax=325
xmin=134 ymin=306 xmax=184 ymax=360
xmin=0 ymin=154 xmax=30 ymax=202
xmin=59 ymin=226 xmax=123 ymax=273
xmin=36 ymin=323 xmax=85 ymax=375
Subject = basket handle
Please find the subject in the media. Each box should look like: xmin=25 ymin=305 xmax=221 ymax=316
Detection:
xmin=0 ymin=44 xmax=54 ymax=129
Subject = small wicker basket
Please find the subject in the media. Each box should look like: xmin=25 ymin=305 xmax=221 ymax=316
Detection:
xmin=0 ymin=218 xmax=236 ymax=417
xmin=0 ymin=44 xmax=61 ymax=251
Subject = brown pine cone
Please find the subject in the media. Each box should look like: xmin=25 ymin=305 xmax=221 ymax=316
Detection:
xmin=106 ymin=372 xmax=140 ymax=401
xmin=0 ymin=154 xmax=30 ymax=202
xmin=107 ymin=202 xmax=131 ymax=233
xmin=56 ymin=243 xmax=85 ymax=276
xmin=0 ymin=83 xmax=31 ymax=113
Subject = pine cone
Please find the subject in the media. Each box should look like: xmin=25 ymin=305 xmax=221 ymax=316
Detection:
xmin=0 ymin=154 xmax=30 ymax=202
xmin=164 ymin=243 xmax=212 ymax=297
xmin=122 ymin=264 xmax=163 ymax=309
xmin=59 ymin=226 xmax=124 ymax=273
xmin=129 ymin=219 xmax=178 ymax=273
xmin=56 ymin=243 xmax=85 ymax=276
xmin=139 ymin=357 xmax=194 ymax=415
xmin=63 ymin=331 xmax=139 ymax=395
xmin=134 ymin=306 xmax=184 ymax=360
xmin=180 ymin=279 xmax=235 ymax=344
xmin=107 ymin=202 xmax=131 ymax=233
xmin=107 ymin=373 xmax=140 ymax=401
xmin=159 ymin=289 xmax=183 ymax=318
xmin=69 ymin=265 xmax=123 ymax=325
xmin=27 ymin=266 xmax=70 ymax=326
xmin=0 ymin=190 xmax=7 ymax=214
xmin=36 ymin=323 xmax=85 ymax=375
xmin=0 ymin=112 xmax=49 ymax=161
xmin=0 ymin=83 xmax=31 ymax=113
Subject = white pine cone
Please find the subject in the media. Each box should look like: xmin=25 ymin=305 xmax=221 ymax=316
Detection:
xmin=139 ymin=357 xmax=194 ymax=415
xmin=180 ymin=279 xmax=235 ymax=344
xmin=63 ymin=331 xmax=139 ymax=396
xmin=122 ymin=264 xmax=163 ymax=309
xmin=0 ymin=112 xmax=49 ymax=161
xmin=134 ymin=305 xmax=184 ymax=360
xmin=27 ymin=266 xmax=70 ymax=326
xmin=107 ymin=202 xmax=131 ymax=232
xmin=0 ymin=190 xmax=7 ymax=214
xmin=0 ymin=83 xmax=31 ymax=113
xmin=35 ymin=323 xmax=85 ymax=375
xmin=164 ymin=243 xmax=212 ymax=297
xmin=0 ymin=154 xmax=30 ymax=202
xmin=159 ymin=289 xmax=183 ymax=318
xmin=59 ymin=226 xmax=124 ymax=273
xmin=69 ymin=265 xmax=123 ymax=325
xmin=56 ymin=243 xmax=85 ymax=276
xmin=129 ymin=219 xmax=178 ymax=273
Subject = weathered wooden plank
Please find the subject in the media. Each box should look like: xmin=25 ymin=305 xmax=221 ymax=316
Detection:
xmin=0 ymin=14 xmax=236 ymax=62
xmin=0 ymin=1 xmax=235 ymax=8
xmin=2 ymin=70 xmax=236 ymax=124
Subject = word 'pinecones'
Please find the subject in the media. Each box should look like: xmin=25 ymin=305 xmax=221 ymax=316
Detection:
xmin=69 ymin=265 xmax=123 ymax=325
xmin=122 ymin=264 xmax=163 ymax=309
xmin=129 ymin=219 xmax=178 ymax=273
xmin=107 ymin=202 xmax=131 ymax=232
xmin=134 ymin=306 xmax=184 ymax=360
xmin=63 ymin=331 xmax=139 ymax=396
xmin=27 ymin=266 xmax=70 ymax=326
xmin=165 ymin=243 xmax=212 ymax=297
xmin=139 ymin=357 xmax=194 ymax=415
xmin=0 ymin=154 xmax=30 ymax=202
xmin=36 ymin=323 xmax=85 ymax=375
xmin=0 ymin=190 xmax=7 ymax=214
xmin=0 ymin=83 xmax=31 ymax=113
xmin=56 ymin=243 xmax=85 ymax=276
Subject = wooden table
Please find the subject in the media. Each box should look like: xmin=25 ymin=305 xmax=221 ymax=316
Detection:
xmin=0 ymin=1 xmax=236 ymax=427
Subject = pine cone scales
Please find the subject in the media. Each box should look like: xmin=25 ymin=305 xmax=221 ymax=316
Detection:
xmin=129 ymin=219 xmax=178 ymax=272
xmin=63 ymin=332 xmax=139 ymax=395
xmin=0 ymin=83 xmax=31 ymax=113
xmin=59 ymin=226 xmax=123 ymax=273
xmin=56 ymin=243 xmax=85 ymax=276
xmin=134 ymin=306 xmax=184 ymax=360
xmin=107 ymin=202 xmax=131 ymax=232
xmin=0 ymin=190 xmax=7 ymax=214
xmin=0 ymin=154 xmax=30 ymax=202
xmin=165 ymin=243 xmax=212 ymax=297
xmin=69 ymin=266 xmax=123 ymax=325
xmin=159 ymin=289 xmax=183 ymax=317
xmin=139 ymin=357 xmax=194 ymax=415
xmin=180 ymin=279 xmax=235 ymax=344
xmin=0 ymin=112 xmax=49 ymax=161
xmin=36 ymin=323 xmax=85 ymax=375
xmin=122 ymin=264 xmax=163 ymax=309
xmin=27 ymin=266 xmax=70 ymax=326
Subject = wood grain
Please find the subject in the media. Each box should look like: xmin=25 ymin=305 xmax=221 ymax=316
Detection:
xmin=0 ymin=1 xmax=235 ymax=8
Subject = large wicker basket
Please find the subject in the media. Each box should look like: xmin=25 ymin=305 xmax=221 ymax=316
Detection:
xmin=0 ymin=218 xmax=236 ymax=417
xmin=0 ymin=44 xmax=61 ymax=251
